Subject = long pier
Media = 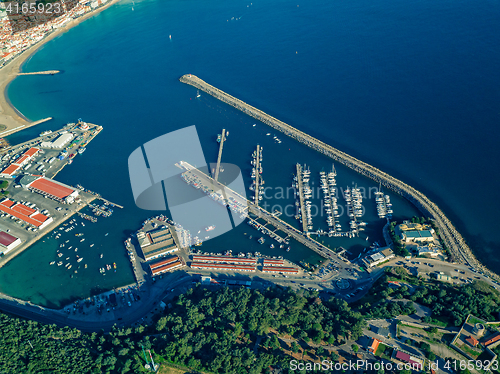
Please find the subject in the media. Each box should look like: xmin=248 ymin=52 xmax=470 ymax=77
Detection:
xmin=0 ymin=117 xmax=53 ymax=138
xmin=18 ymin=70 xmax=60 ymax=76
xmin=214 ymin=129 xmax=226 ymax=181
xmin=254 ymin=144 xmax=261 ymax=206
xmin=179 ymin=74 xmax=488 ymax=279
xmin=295 ymin=164 xmax=309 ymax=234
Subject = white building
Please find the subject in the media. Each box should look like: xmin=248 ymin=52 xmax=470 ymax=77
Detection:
xmin=40 ymin=133 xmax=74 ymax=149
xmin=362 ymin=247 xmax=395 ymax=268
xmin=0 ymin=231 xmax=21 ymax=255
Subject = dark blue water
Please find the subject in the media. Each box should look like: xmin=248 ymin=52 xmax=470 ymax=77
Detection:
xmin=2 ymin=0 xmax=500 ymax=305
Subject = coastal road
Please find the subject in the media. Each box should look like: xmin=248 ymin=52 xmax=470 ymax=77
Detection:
xmin=0 ymin=273 xmax=193 ymax=332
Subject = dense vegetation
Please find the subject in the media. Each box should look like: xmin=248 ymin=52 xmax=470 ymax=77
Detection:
xmin=0 ymin=286 xmax=365 ymax=373
xmin=152 ymin=286 xmax=365 ymax=373
xmin=356 ymin=266 xmax=500 ymax=326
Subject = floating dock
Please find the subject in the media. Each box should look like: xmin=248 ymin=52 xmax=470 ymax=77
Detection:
xmin=254 ymin=145 xmax=262 ymax=206
xmin=295 ymin=164 xmax=309 ymax=234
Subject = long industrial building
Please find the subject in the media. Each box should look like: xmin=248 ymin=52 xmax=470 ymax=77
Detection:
xmin=191 ymin=255 xmax=258 ymax=265
xmin=262 ymin=266 xmax=299 ymax=274
xmin=263 ymin=259 xmax=285 ymax=266
xmin=150 ymin=256 xmax=183 ymax=276
xmin=190 ymin=262 xmax=256 ymax=272
xmin=0 ymin=199 xmax=53 ymax=229
xmin=0 ymin=147 xmax=40 ymax=178
xmin=0 ymin=231 xmax=22 ymax=255
xmin=20 ymin=175 xmax=79 ymax=204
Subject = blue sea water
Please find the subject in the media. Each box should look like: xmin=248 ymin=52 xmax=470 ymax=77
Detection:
xmin=2 ymin=0 xmax=500 ymax=306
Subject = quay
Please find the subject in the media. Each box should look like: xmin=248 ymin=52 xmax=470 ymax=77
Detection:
xmin=179 ymin=74 xmax=482 ymax=277
xmin=295 ymin=163 xmax=309 ymax=234
xmin=17 ymin=70 xmax=60 ymax=76
xmin=180 ymin=161 xmax=347 ymax=262
xmin=214 ymin=129 xmax=226 ymax=181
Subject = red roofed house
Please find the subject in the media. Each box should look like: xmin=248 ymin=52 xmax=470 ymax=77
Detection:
xmin=20 ymin=176 xmax=79 ymax=203
xmin=466 ymin=336 xmax=479 ymax=347
xmin=368 ymin=338 xmax=380 ymax=354
xmin=482 ymin=332 xmax=500 ymax=347
xmin=0 ymin=231 xmax=22 ymax=254
xmin=395 ymin=350 xmax=423 ymax=370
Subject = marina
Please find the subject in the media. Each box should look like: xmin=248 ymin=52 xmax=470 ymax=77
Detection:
xmin=179 ymin=74 xmax=478 ymax=272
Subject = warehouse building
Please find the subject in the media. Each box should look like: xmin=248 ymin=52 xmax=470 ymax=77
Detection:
xmin=40 ymin=133 xmax=74 ymax=149
xmin=262 ymin=266 xmax=299 ymax=274
xmin=0 ymin=198 xmax=53 ymax=229
xmin=190 ymin=262 xmax=256 ymax=272
xmin=191 ymin=255 xmax=258 ymax=265
xmin=0 ymin=231 xmax=22 ymax=255
xmin=20 ymin=175 xmax=79 ymax=204
xmin=0 ymin=147 xmax=40 ymax=177
xmin=151 ymin=256 xmax=183 ymax=276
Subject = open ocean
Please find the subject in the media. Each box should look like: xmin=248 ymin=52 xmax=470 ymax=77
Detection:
xmin=1 ymin=0 xmax=499 ymax=307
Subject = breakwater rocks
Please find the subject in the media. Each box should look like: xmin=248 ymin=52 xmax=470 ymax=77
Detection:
xmin=179 ymin=74 xmax=498 ymax=281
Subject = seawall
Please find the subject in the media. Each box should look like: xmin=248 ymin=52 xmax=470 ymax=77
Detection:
xmin=179 ymin=74 xmax=497 ymax=281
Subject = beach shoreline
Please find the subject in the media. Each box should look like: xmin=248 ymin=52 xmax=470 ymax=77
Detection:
xmin=0 ymin=0 xmax=122 ymax=138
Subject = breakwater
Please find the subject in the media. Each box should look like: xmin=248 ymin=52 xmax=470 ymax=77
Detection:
xmin=17 ymin=70 xmax=60 ymax=76
xmin=179 ymin=74 xmax=496 ymax=280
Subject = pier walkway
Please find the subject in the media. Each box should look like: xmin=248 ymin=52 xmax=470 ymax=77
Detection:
xmin=295 ymin=164 xmax=308 ymax=234
xmin=179 ymin=74 xmax=487 ymax=278
xmin=180 ymin=161 xmax=345 ymax=261
xmin=254 ymin=144 xmax=261 ymax=207
xmin=214 ymin=129 xmax=226 ymax=181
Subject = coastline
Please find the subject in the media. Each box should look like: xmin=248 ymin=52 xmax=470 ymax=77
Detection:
xmin=0 ymin=0 xmax=122 ymax=137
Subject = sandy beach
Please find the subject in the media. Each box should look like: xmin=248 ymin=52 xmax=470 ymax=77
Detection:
xmin=0 ymin=0 xmax=122 ymax=138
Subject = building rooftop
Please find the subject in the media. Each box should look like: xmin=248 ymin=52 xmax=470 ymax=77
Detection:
xmin=29 ymin=177 xmax=75 ymax=199
xmin=0 ymin=231 xmax=18 ymax=247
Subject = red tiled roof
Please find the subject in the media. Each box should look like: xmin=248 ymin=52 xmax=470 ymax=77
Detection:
xmin=191 ymin=262 xmax=256 ymax=271
xmin=0 ymin=231 xmax=18 ymax=246
xmin=0 ymin=200 xmax=49 ymax=227
xmin=149 ymin=256 xmax=179 ymax=270
xmin=151 ymin=260 xmax=182 ymax=275
xmin=12 ymin=204 xmax=36 ymax=216
xmin=369 ymin=338 xmax=380 ymax=352
xmin=0 ymin=164 xmax=20 ymax=175
xmin=466 ymin=336 xmax=479 ymax=346
xmin=14 ymin=155 xmax=29 ymax=165
xmin=482 ymin=332 xmax=500 ymax=346
xmin=262 ymin=266 xmax=299 ymax=273
xmin=396 ymin=351 xmax=410 ymax=361
xmin=31 ymin=213 xmax=49 ymax=222
xmin=24 ymin=147 xmax=39 ymax=157
xmin=192 ymin=255 xmax=257 ymax=263
xmin=29 ymin=178 xmax=75 ymax=199
xmin=1 ymin=200 xmax=15 ymax=208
